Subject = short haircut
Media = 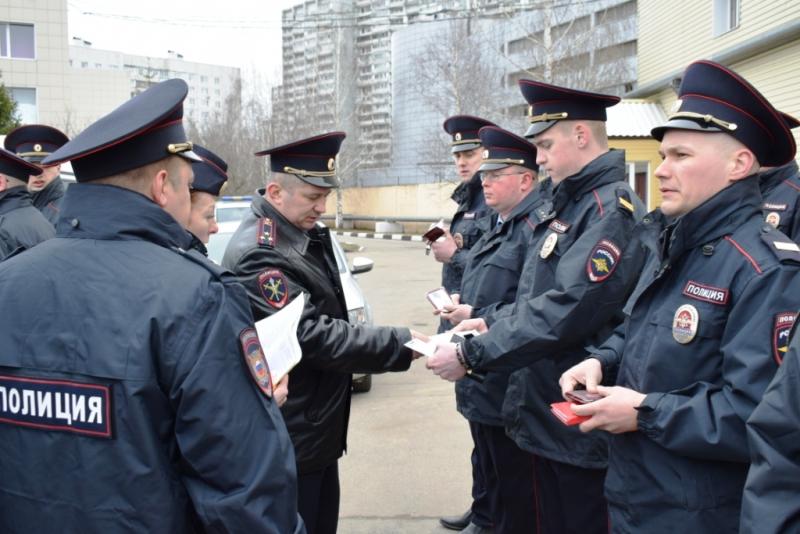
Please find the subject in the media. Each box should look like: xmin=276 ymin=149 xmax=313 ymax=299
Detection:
xmin=93 ymin=156 xmax=186 ymax=194
xmin=269 ymin=172 xmax=303 ymax=192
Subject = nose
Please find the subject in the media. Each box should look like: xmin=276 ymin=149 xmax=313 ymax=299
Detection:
xmin=315 ymin=197 xmax=327 ymax=214
xmin=209 ymin=218 xmax=219 ymax=235
xmin=654 ymin=159 xmax=668 ymax=180
xmin=536 ymin=151 xmax=545 ymax=165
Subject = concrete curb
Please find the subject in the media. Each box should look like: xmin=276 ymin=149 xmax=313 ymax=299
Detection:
xmin=333 ymin=230 xmax=423 ymax=242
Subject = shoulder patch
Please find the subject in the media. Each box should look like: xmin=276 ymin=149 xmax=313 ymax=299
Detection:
xmin=759 ymin=230 xmax=800 ymax=264
xmin=773 ymin=312 xmax=796 ymax=365
xmin=257 ymin=218 xmax=276 ymax=247
xmin=616 ymin=189 xmax=635 ymax=216
xmin=239 ymin=328 xmax=273 ymax=398
xmin=258 ymin=269 xmax=289 ymax=309
xmin=586 ymin=239 xmax=621 ymax=282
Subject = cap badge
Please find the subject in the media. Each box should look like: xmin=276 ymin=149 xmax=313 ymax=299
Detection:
xmin=672 ymin=304 xmax=699 ymax=344
xmin=482 ymin=149 xmax=489 ymax=160
xmin=540 ymin=232 xmax=558 ymax=259
xmin=33 ymin=143 xmax=42 ymax=152
xmin=327 ymin=157 xmax=336 ymax=171
xmin=455 ymin=132 xmax=462 ymax=141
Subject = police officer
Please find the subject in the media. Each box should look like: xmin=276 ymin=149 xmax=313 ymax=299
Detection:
xmin=439 ymin=126 xmax=542 ymax=534
xmin=758 ymin=113 xmax=800 ymax=240
xmin=4 ymin=124 xmax=70 ymax=225
xmin=222 ymin=132 xmax=419 ymax=534
xmin=0 ymin=79 xmax=303 ymax=533
xmin=436 ymin=114 xmax=496 ymax=534
xmin=741 ymin=314 xmax=800 ymax=533
xmin=559 ymin=60 xmax=800 ymax=533
xmin=0 ymin=149 xmax=55 ymax=260
xmin=429 ymin=80 xmax=646 ymax=534
xmin=186 ymin=144 xmax=227 ymax=255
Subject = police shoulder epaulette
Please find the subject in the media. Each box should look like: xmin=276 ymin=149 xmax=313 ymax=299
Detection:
xmin=257 ymin=217 xmax=276 ymax=248
xmin=615 ymin=188 xmax=635 ymax=216
xmin=760 ymin=226 xmax=800 ymax=264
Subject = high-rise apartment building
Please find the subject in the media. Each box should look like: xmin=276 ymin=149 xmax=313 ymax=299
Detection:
xmin=275 ymin=0 xmax=638 ymax=185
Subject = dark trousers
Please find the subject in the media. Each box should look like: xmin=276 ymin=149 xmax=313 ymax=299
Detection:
xmin=469 ymin=422 xmax=494 ymax=528
xmin=532 ymin=454 xmax=608 ymax=534
xmin=298 ymin=462 xmax=341 ymax=534
xmin=473 ymin=422 xmax=538 ymax=534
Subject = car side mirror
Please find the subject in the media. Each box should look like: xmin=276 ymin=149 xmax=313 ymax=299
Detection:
xmin=350 ymin=256 xmax=374 ymax=274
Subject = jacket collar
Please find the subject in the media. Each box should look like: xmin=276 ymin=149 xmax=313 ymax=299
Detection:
xmin=451 ymin=172 xmax=483 ymax=206
xmin=0 ymin=186 xmax=34 ymax=216
xmin=251 ymin=191 xmax=311 ymax=253
xmin=551 ymin=149 xmax=626 ymax=213
xmin=661 ymin=176 xmax=762 ymax=262
xmin=759 ymin=160 xmax=799 ymax=197
xmin=56 ymin=183 xmax=193 ymax=250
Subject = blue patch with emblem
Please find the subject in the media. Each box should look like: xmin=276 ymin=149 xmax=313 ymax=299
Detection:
xmin=258 ymin=269 xmax=289 ymax=309
xmin=773 ymin=312 xmax=796 ymax=365
xmin=586 ymin=239 xmax=621 ymax=282
xmin=0 ymin=375 xmax=113 ymax=439
xmin=239 ymin=328 xmax=273 ymax=398
xmin=257 ymin=218 xmax=276 ymax=247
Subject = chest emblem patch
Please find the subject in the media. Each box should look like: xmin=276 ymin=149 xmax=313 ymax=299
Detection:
xmin=540 ymin=232 xmax=558 ymax=259
xmin=773 ymin=312 xmax=796 ymax=365
xmin=258 ymin=269 xmax=289 ymax=309
xmin=765 ymin=211 xmax=781 ymax=229
xmin=586 ymin=239 xmax=621 ymax=282
xmin=239 ymin=328 xmax=273 ymax=398
xmin=672 ymin=304 xmax=699 ymax=344
xmin=682 ymin=281 xmax=729 ymax=305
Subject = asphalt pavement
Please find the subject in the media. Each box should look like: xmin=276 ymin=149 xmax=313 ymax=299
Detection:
xmin=336 ymin=236 xmax=474 ymax=534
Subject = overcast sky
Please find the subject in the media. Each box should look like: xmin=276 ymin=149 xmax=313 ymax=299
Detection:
xmin=68 ymin=0 xmax=300 ymax=91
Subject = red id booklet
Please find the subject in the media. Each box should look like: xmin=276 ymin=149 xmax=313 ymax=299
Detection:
xmin=550 ymin=401 xmax=589 ymax=426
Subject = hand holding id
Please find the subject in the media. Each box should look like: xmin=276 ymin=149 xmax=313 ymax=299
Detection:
xmin=426 ymin=342 xmax=467 ymax=381
xmin=559 ymin=358 xmax=603 ymax=398
xmin=431 ymin=229 xmax=458 ymax=263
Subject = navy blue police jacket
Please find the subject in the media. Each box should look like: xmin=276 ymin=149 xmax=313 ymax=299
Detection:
xmin=741 ymin=329 xmax=800 ymax=534
xmin=0 ymin=184 xmax=303 ymax=534
xmin=443 ymin=172 xmax=492 ymax=294
xmin=0 ymin=185 xmax=55 ymax=260
xmin=592 ymin=177 xmax=800 ymax=533
xmin=222 ymin=194 xmax=412 ymax=475
xmin=455 ymin=188 xmax=544 ymax=427
xmin=460 ymin=150 xmax=646 ymax=469
xmin=759 ymin=160 xmax=800 ymax=241
xmin=31 ymin=175 xmax=67 ymax=225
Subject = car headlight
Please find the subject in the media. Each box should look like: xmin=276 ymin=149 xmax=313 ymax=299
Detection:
xmin=348 ymin=307 xmax=367 ymax=325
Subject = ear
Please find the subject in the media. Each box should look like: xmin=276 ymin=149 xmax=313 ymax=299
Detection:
xmin=265 ymin=182 xmax=283 ymax=204
xmin=728 ymin=148 xmax=758 ymax=182
xmin=149 ymin=169 xmax=170 ymax=208
xmin=574 ymin=123 xmax=590 ymax=148
xmin=520 ymin=170 xmax=536 ymax=191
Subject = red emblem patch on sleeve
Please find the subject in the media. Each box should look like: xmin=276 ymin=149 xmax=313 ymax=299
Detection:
xmin=773 ymin=312 xmax=796 ymax=365
xmin=258 ymin=269 xmax=289 ymax=309
xmin=240 ymin=328 xmax=273 ymax=398
xmin=586 ymin=239 xmax=621 ymax=282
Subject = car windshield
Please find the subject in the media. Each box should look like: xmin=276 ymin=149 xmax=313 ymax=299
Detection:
xmin=215 ymin=206 xmax=251 ymax=223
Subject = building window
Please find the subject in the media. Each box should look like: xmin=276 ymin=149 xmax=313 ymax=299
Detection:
xmin=0 ymin=22 xmax=34 ymax=59
xmin=627 ymin=161 xmax=649 ymax=206
xmin=8 ymin=87 xmax=36 ymax=123
xmin=713 ymin=0 xmax=740 ymax=36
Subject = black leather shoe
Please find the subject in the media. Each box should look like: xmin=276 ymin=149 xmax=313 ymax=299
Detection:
xmin=460 ymin=524 xmax=493 ymax=534
xmin=439 ymin=510 xmax=472 ymax=531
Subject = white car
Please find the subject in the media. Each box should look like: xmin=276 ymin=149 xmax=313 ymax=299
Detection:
xmin=207 ymin=209 xmax=376 ymax=392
